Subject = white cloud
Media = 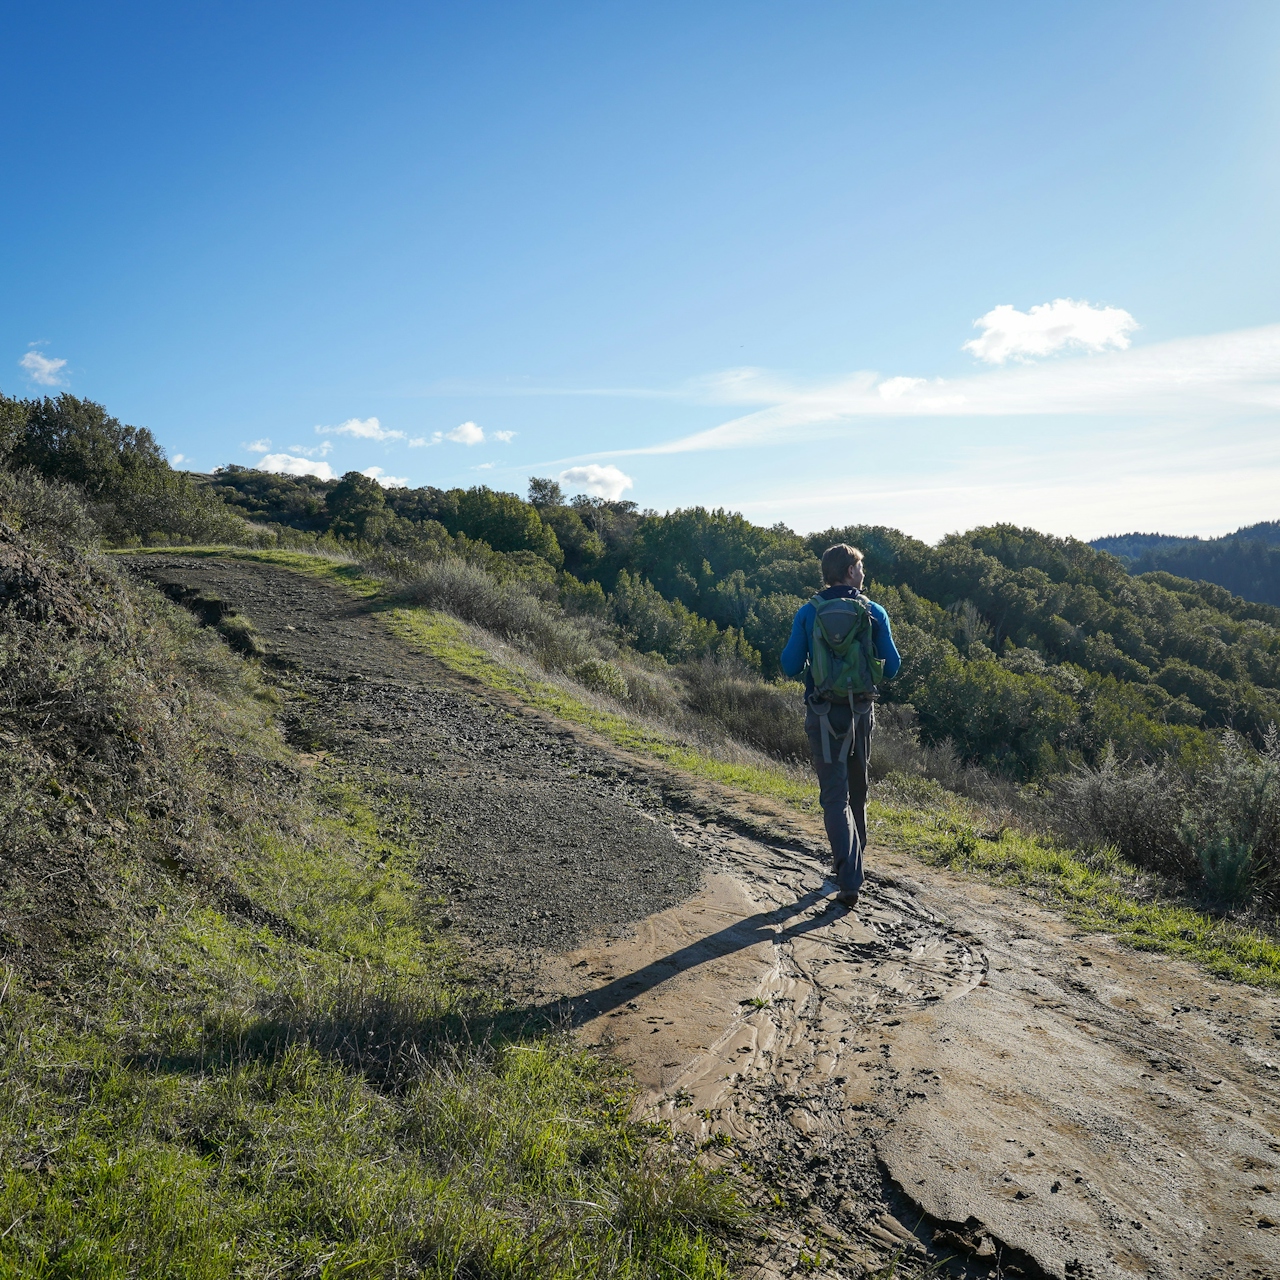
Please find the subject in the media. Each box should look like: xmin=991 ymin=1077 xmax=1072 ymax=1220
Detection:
xmin=878 ymin=376 xmax=925 ymax=400
xmin=361 ymin=466 xmax=409 ymax=488
xmin=285 ymin=441 xmax=332 ymax=458
xmin=260 ymin=453 xmax=338 ymax=481
xmin=316 ymin=416 xmax=406 ymax=442
xmin=558 ymin=464 xmax=634 ymax=500
xmin=475 ymin=462 xmax=494 ymax=470
xmin=446 ymin=420 xmax=485 ymax=445
xmin=20 ymin=349 xmax=67 ymax=386
xmin=172 ymin=453 xmax=187 ymax=465
xmin=493 ymin=429 xmax=516 ymax=442
xmin=409 ymin=432 xmax=442 ymax=447
xmin=619 ymin=323 xmax=1280 ymax=455
xmin=244 ymin=438 xmax=272 ymax=453
xmin=963 ymin=298 xmax=1138 ymax=364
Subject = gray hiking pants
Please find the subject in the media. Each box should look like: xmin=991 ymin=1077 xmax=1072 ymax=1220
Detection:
xmin=804 ymin=700 xmax=873 ymax=897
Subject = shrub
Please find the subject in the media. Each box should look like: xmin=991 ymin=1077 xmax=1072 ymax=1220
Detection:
xmin=677 ymin=661 xmax=807 ymax=760
xmin=559 ymin=573 xmax=609 ymax=618
xmin=0 ymin=468 xmax=98 ymax=548
xmin=397 ymin=556 xmax=600 ymax=677
xmin=1180 ymin=728 xmax=1280 ymax=906
xmin=573 ymin=656 xmax=629 ymax=701
xmin=1048 ymin=749 xmax=1190 ymax=879
xmin=1195 ymin=834 xmax=1256 ymax=909
xmin=611 ymin=570 xmax=758 ymax=667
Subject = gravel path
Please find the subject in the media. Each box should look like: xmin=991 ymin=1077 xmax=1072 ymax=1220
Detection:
xmin=127 ymin=555 xmax=705 ymax=960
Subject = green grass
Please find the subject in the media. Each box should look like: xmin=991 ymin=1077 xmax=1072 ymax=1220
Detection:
xmin=1 ymin=760 xmax=742 ymax=1278
xmin=6 ymin=545 xmax=744 ymax=1277
xmin=873 ymin=794 xmax=1280 ymax=987
xmin=127 ymin=545 xmax=1280 ymax=990
xmin=1 ymin=995 xmax=739 ymax=1279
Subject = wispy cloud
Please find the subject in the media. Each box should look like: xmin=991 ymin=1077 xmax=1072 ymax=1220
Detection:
xmin=260 ymin=453 xmax=338 ymax=481
xmin=623 ymin=322 xmax=1280 ymax=456
xmin=361 ymin=466 xmax=408 ymax=488
xmin=559 ymin=464 xmax=633 ymax=500
xmin=244 ymin=438 xmax=272 ymax=453
xmin=493 ymin=429 xmax=516 ymax=442
xmin=731 ymin=418 xmax=1280 ymax=543
xmin=285 ymin=441 xmax=333 ymax=458
xmin=963 ymin=298 xmax=1137 ymax=363
xmin=20 ymin=348 xmax=67 ymax=386
xmin=316 ymin=416 xmax=406 ymax=442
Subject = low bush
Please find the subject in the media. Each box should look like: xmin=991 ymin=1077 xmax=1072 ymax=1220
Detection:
xmin=1181 ymin=728 xmax=1280 ymax=906
xmin=396 ymin=555 xmax=603 ymax=677
xmin=1045 ymin=728 xmax=1280 ymax=911
xmin=677 ymin=660 xmax=807 ymax=761
xmin=1048 ymin=749 xmax=1190 ymax=881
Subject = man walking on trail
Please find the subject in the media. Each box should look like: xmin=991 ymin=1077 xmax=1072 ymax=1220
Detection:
xmin=780 ymin=544 xmax=901 ymax=908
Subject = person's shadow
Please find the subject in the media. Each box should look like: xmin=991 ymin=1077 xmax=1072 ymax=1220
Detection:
xmin=549 ymin=880 xmax=851 ymax=1026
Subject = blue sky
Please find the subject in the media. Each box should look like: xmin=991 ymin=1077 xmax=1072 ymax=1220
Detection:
xmin=5 ymin=1 xmax=1279 ymax=541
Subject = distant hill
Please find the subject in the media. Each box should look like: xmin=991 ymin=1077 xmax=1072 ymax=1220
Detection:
xmin=1091 ymin=521 xmax=1280 ymax=608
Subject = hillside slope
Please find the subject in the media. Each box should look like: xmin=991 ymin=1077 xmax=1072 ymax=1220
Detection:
xmin=124 ymin=551 xmax=1280 ymax=1280
xmin=1093 ymin=521 xmax=1280 ymax=608
xmin=0 ymin=488 xmax=742 ymax=1278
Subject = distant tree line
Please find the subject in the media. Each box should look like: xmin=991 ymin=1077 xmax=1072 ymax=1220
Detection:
xmin=6 ymin=394 xmax=1280 ymax=788
xmin=1093 ymin=523 xmax=1280 ymax=608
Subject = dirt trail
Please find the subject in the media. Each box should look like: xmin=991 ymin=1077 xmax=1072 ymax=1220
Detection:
xmin=547 ymin=828 xmax=1280 ymax=1278
xmin=129 ymin=556 xmax=1280 ymax=1279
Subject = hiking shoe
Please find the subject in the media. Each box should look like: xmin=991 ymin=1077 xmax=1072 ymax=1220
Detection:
xmin=836 ymin=891 xmax=860 ymax=908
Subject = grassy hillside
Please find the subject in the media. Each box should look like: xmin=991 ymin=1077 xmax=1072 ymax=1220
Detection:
xmin=0 ymin=473 xmax=740 ymax=1276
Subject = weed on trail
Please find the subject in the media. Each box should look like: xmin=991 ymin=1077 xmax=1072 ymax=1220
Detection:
xmin=3 ymin=523 xmax=742 ymax=1277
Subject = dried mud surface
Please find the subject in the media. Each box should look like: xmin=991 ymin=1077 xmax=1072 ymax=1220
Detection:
xmin=129 ymin=556 xmax=1280 ymax=1280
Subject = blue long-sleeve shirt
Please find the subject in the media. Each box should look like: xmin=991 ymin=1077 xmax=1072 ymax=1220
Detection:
xmin=779 ymin=586 xmax=901 ymax=698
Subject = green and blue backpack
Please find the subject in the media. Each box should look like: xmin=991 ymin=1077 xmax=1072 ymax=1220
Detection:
xmin=807 ymin=593 xmax=885 ymax=762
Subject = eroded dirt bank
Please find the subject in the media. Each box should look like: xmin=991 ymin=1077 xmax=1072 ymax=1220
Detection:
xmin=128 ymin=556 xmax=1280 ymax=1280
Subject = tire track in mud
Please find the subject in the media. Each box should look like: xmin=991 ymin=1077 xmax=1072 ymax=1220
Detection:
xmin=131 ymin=556 xmax=1280 ymax=1280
